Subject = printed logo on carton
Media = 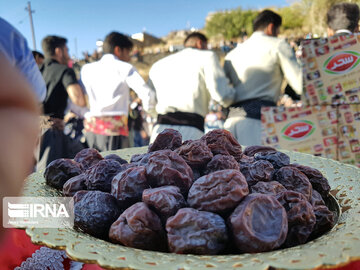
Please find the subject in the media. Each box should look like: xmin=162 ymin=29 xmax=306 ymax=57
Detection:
xmin=323 ymin=51 xmax=360 ymax=74
xmin=281 ymin=120 xmax=315 ymax=141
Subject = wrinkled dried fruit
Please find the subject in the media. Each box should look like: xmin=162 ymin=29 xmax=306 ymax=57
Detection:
xmin=187 ymin=169 xmax=248 ymax=215
xmin=238 ymin=154 xmax=255 ymax=166
xmin=243 ymin=145 xmax=277 ymax=156
xmin=74 ymin=148 xmax=103 ymax=170
xmin=289 ymin=163 xmax=330 ymax=198
xmin=310 ymin=189 xmax=325 ymax=207
xmin=111 ymin=166 xmax=150 ymax=209
xmin=175 ymin=140 xmax=213 ymax=169
xmin=109 ymin=202 xmax=166 ymax=251
xmin=310 ymin=205 xmax=335 ymax=238
xmin=273 ymin=166 xmax=313 ymax=200
xmin=104 ymin=154 xmax=128 ymax=165
xmin=63 ymin=173 xmax=87 ymax=196
xmin=166 ymin=208 xmax=228 ymax=255
xmin=85 ymin=159 xmax=123 ymax=192
xmin=130 ymin=152 xmax=151 ymax=165
xmin=74 ymin=191 xmax=121 ymax=239
xmin=145 ymin=150 xmax=193 ymax=194
xmin=276 ymin=190 xmax=316 ymax=247
xmin=73 ymin=190 xmax=90 ymax=204
xmin=148 ymin=129 xmax=182 ymax=152
xmin=142 ymin=186 xmax=187 ymax=223
xmin=254 ymin=151 xmax=290 ymax=169
xmin=245 ymin=160 xmax=274 ymax=186
xmin=251 ymin=181 xmax=286 ymax=196
xmin=201 ymin=129 xmax=242 ymax=161
xmin=204 ymin=154 xmax=240 ymax=175
xmin=228 ymin=193 xmax=288 ymax=253
xmin=44 ymin=158 xmax=83 ymax=189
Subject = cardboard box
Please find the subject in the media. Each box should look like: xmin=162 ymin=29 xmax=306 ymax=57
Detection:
xmin=261 ymin=105 xmax=338 ymax=160
xmin=262 ymin=104 xmax=360 ymax=168
xmin=336 ymin=103 xmax=360 ymax=166
xmin=261 ymin=35 xmax=360 ymax=168
xmin=301 ymin=35 xmax=360 ymax=106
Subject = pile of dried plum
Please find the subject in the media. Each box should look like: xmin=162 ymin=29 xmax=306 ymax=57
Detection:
xmin=44 ymin=128 xmax=335 ymax=255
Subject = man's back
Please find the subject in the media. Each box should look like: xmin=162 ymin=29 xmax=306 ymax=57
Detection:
xmin=150 ymin=48 xmax=234 ymax=117
xmin=81 ymin=54 xmax=148 ymax=117
xmin=225 ymin=31 xmax=301 ymax=104
xmin=41 ymin=58 xmax=72 ymax=119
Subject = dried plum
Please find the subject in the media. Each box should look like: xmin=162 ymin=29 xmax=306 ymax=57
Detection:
xmin=289 ymin=163 xmax=330 ymax=198
xmin=104 ymin=154 xmax=128 ymax=165
xmin=251 ymin=181 xmax=286 ymax=196
xmin=201 ymin=129 xmax=242 ymax=161
xmin=74 ymin=191 xmax=121 ymax=239
xmin=187 ymin=169 xmax=248 ymax=215
xmin=85 ymin=159 xmax=123 ymax=192
xmin=245 ymin=160 xmax=274 ymax=186
xmin=111 ymin=166 xmax=150 ymax=208
xmin=276 ymin=190 xmax=316 ymax=247
xmin=254 ymin=151 xmax=290 ymax=169
xmin=73 ymin=190 xmax=90 ymax=204
xmin=142 ymin=186 xmax=187 ymax=223
xmin=109 ymin=202 xmax=166 ymax=251
xmin=175 ymin=139 xmax=213 ymax=169
xmin=44 ymin=158 xmax=83 ymax=189
xmin=130 ymin=152 xmax=151 ymax=165
xmin=310 ymin=189 xmax=325 ymax=207
xmin=166 ymin=208 xmax=228 ymax=255
xmin=63 ymin=173 xmax=87 ymax=196
xmin=243 ymin=145 xmax=277 ymax=156
xmin=228 ymin=193 xmax=288 ymax=253
xmin=148 ymin=128 xmax=182 ymax=152
xmin=310 ymin=205 xmax=335 ymax=238
xmin=145 ymin=150 xmax=193 ymax=194
xmin=273 ymin=166 xmax=313 ymax=200
xmin=238 ymin=154 xmax=255 ymax=166
xmin=74 ymin=148 xmax=103 ymax=170
xmin=204 ymin=154 xmax=240 ymax=175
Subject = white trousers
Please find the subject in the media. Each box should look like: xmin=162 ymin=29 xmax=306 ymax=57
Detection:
xmin=224 ymin=116 xmax=262 ymax=147
xmin=150 ymin=124 xmax=204 ymax=143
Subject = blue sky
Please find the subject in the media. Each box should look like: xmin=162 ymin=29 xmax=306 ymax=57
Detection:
xmin=0 ymin=0 xmax=290 ymax=58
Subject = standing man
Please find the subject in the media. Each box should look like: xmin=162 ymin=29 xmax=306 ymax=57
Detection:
xmin=37 ymin=35 xmax=87 ymax=170
xmin=32 ymin=50 xmax=45 ymax=66
xmin=148 ymin=32 xmax=236 ymax=142
xmin=0 ymin=17 xmax=46 ymax=102
xmin=80 ymin=32 xmax=155 ymax=151
xmin=326 ymin=2 xmax=359 ymax=36
xmin=224 ymin=10 xmax=302 ymax=146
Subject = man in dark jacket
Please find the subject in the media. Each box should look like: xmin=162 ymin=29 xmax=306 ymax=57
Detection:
xmin=37 ymin=35 xmax=86 ymax=170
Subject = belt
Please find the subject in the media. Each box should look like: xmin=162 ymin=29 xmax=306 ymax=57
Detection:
xmin=230 ymin=99 xmax=276 ymax=120
xmin=156 ymin=112 xmax=205 ymax=132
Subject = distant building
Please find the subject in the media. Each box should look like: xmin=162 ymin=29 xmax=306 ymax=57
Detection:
xmin=131 ymin=32 xmax=164 ymax=47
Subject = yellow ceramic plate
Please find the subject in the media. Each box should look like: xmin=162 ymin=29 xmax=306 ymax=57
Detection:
xmin=21 ymin=147 xmax=360 ymax=270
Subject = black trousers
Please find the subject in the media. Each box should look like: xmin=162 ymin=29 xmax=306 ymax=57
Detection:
xmin=85 ymin=132 xmax=130 ymax=152
xmin=36 ymin=128 xmax=84 ymax=171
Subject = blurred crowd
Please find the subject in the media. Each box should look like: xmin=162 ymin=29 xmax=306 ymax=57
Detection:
xmin=0 ymin=2 xmax=359 ymax=268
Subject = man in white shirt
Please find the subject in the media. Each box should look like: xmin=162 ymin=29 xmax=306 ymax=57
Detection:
xmin=326 ymin=2 xmax=359 ymax=37
xmin=148 ymin=32 xmax=236 ymax=142
xmin=80 ymin=32 xmax=154 ymax=151
xmin=223 ymin=10 xmax=302 ymax=146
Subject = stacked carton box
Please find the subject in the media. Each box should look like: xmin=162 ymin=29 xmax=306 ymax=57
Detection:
xmin=261 ymin=34 xmax=360 ymax=167
xmin=261 ymin=105 xmax=338 ymax=160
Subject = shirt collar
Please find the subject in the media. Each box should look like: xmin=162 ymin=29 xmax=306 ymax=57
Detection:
xmin=251 ymin=31 xmax=270 ymax=38
xmin=100 ymin=53 xmax=118 ymax=61
xmin=335 ymin=29 xmax=352 ymax=35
